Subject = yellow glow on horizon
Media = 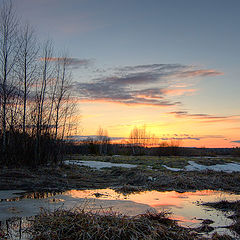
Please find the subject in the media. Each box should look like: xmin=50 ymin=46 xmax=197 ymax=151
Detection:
xmin=77 ymin=101 xmax=240 ymax=148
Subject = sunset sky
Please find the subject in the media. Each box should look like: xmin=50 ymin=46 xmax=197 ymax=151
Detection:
xmin=14 ymin=0 xmax=240 ymax=147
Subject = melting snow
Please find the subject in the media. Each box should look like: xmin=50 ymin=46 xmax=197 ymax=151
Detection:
xmin=163 ymin=161 xmax=240 ymax=173
xmin=162 ymin=165 xmax=182 ymax=171
xmin=65 ymin=160 xmax=137 ymax=170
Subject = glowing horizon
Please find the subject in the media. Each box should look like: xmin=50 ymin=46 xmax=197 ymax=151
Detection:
xmin=13 ymin=0 xmax=240 ymax=148
xmin=76 ymin=101 xmax=240 ymax=148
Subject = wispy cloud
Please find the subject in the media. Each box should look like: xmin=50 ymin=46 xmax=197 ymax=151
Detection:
xmin=76 ymin=82 xmax=180 ymax=107
xmin=40 ymin=57 xmax=93 ymax=69
xmin=161 ymin=88 xmax=197 ymax=96
xmin=160 ymin=137 xmax=200 ymax=141
xmin=74 ymin=63 xmax=222 ymax=107
xmin=68 ymin=133 xmax=226 ymax=143
xmin=160 ymin=134 xmax=226 ymax=141
xmin=67 ymin=135 xmax=125 ymax=142
xmin=169 ymin=111 xmax=240 ymax=123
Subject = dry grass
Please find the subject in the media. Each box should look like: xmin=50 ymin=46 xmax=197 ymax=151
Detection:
xmin=28 ymin=208 xmax=204 ymax=240
xmin=66 ymin=155 xmax=190 ymax=169
xmin=204 ymin=200 xmax=240 ymax=211
xmin=67 ymin=154 xmax=240 ymax=169
xmin=150 ymin=170 xmax=240 ymax=193
xmin=27 ymin=207 xmax=237 ymax=240
xmin=1 ymin=162 xmax=240 ymax=195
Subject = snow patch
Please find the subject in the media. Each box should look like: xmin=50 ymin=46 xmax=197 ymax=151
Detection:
xmin=65 ymin=160 xmax=137 ymax=170
xmin=163 ymin=161 xmax=240 ymax=173
xmin=162 ymin=165 xmax=182 ymax=171
xmin=185 ymin=161 xmax=240 ymax=173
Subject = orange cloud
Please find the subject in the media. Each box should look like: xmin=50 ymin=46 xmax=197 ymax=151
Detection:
xmin=80 ymin=98 xmax=178 ymax=107
xmin=169 ymin=111 xmax=240 ymax=125
xmin=39 ymin=57 xmax=92 ymax=68
xmin=73 ymin=63 xmax=223 ymax=108
xmin=162 ymin=88 xmax=197 ymax=96
xmin=175 ymin=69 xmax=224 ymax=78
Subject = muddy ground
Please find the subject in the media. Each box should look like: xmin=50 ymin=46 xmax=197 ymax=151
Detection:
xmin=1 ymin=156 xmax=240 ymax=240
xmin=1 ymin=160 xmax=240 ymax=194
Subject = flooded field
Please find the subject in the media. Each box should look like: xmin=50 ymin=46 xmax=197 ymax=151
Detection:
xmin=1 ymin=189 xmax=240 ymax=239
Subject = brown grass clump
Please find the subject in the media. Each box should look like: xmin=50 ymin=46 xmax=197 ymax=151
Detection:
xmin=204 ymin=200 xmax=240 ymax=211
xmin=204 ymin=200 xmax=240 ymax=220
xmin=29 ymin=208 xmax=202 ymax=240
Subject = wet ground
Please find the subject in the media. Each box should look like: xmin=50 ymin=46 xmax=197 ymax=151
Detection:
xmin=2 ymin=156 xmax=240 ymax=194
xmin=1 ymin=155 xmax=240 ymax=239
xmin=66 ymin=157 xmax=240 ymax=173
xmin=1 ymin=189 xmax=240 ymax=239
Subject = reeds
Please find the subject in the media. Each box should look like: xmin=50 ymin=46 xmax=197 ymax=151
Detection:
xmin=28 ymin=208 xmax=201 ymax=240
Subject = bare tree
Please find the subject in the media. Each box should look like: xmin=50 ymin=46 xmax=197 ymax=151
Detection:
xmin=129 ymin=125 xmax=155 ymax=155
xmin=0 ymin=0 xmax=19 ymax=152
xmin=53 ymin=56 xmax=72 ymax=139
xmin=0 ymin=1 xmax=78 ymax=166
xmin=36 ymin=40 xmax=53 ymax=133
xmin=96 ymin=127 xmax=110 ymax=155
xmin=16 ymin=23 xmax=38 ymax=134
xmin=34 ymin=40 xmax=54 ymax=163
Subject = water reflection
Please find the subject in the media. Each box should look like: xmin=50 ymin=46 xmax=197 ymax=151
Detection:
xmin=1 ymin=189 xmax=240 ymax=238
xmin=0 ymin=191 xmax=63 ymax=202
xmin=63 ymin=189 xmax=239 ymax=228
xmin=0 ymin=217 xmax=32 ymax=240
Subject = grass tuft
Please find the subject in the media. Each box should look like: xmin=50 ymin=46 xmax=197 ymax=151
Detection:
xmin=28 ymin=208 xmax=203 ymax=240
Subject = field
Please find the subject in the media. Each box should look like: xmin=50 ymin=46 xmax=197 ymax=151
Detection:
xmin=1 ymin=155 xmax=240 ymax=239
xmin=1 ymin=155 xmax=240 ymax=193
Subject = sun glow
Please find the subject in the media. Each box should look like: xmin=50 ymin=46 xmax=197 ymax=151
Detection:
xmin=78 ymin=101 xmax=239 ymax=148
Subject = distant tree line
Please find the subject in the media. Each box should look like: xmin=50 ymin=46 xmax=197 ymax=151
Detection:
xmin=68 ymin=142 xmax=234 ymax=157
xmin=68 ymin=126 xmax=184 ymax=156
xmin=68 ymin=126 xmax=234 ymax=156
xmin=0 ymin=1 xmax=76 ymax=167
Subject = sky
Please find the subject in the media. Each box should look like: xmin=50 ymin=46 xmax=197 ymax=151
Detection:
xmin=13 ymin=0 xmax=240 ymax=147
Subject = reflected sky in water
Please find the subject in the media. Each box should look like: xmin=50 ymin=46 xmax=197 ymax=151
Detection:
xmin=1 ymin=189 xmax=240 ymax=237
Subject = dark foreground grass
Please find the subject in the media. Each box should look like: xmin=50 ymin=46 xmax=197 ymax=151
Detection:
xmin=1 ymin=164 xmax=240 ymax=194
xmin=29 ymin=208 xmax=196 ymax=240
xmin=26 ymin=208 xmax=234 ymax=240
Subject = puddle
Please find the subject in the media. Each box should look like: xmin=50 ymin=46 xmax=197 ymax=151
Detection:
xmin=1 ymin=189 xmax=240 ymax=239
xmin=65 ymin=160 xmax=137 ymax=169
xmin=63 ymin=189 xmax=238 ymax=227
